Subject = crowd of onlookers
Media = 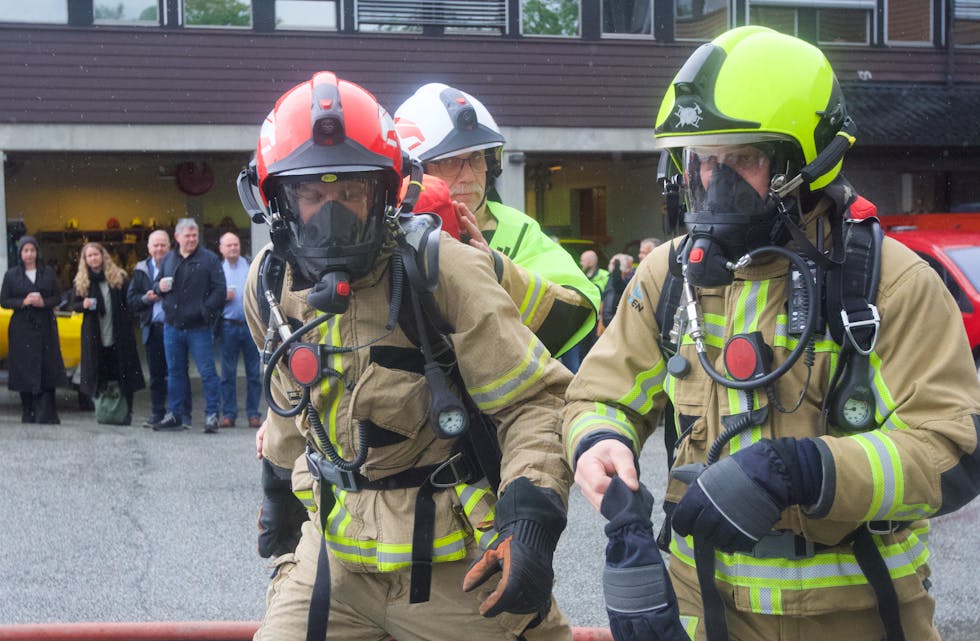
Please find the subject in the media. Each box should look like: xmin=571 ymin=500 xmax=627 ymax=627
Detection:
xmin=0 ymin=218 xmax=261 ymax=430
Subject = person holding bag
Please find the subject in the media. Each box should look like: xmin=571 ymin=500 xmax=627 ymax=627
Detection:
xmin=71 ymin=242 xmax=145 ymax=425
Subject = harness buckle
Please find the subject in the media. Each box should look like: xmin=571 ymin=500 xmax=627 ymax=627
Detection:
xmin=866 ymin=520 xmax=899 ymax=536
xmin=840 ymin=304 xmax=880 ymax=356
xmin=749 ymin=530 xmax=815 ymax=560
xmin=429 ymin=452 xmax=471 ymax=489
xmin=305 ymin=447 xmax=359 ymax=492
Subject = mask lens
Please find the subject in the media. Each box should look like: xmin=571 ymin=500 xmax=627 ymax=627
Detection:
xmin=280 ymin=175 xmax=377 ymax=248
xmin=682 ymin=145 xmax=773 ymax=216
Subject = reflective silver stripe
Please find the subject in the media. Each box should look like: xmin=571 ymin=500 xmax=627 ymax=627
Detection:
xmin=469 ymin=339 xmax=549 ymax=411
xmin=620 ymin=360 xmax=667 ymax=414
xmin=672 ymin=533 xmax=927 ymax=586
xmin=520 ymin=273 xmax=545 ymax=325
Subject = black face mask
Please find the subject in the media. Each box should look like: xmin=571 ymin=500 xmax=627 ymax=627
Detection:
xmin=682 ymin=161 xmax=787 ymax=287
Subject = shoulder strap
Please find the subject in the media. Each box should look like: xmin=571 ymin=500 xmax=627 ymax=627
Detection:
xmin=825 ymin=195 xmax=883 ymax=353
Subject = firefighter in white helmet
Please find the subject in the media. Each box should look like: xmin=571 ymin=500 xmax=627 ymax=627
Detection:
xmin=395 ymin=83 xmax=600 ymax=361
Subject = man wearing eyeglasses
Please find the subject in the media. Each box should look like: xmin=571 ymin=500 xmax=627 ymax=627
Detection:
xmin=395 ymin=84 xmax=600 ymax=361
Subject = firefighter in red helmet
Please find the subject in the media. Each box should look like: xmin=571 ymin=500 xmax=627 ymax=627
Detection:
xmin=240 ymin=72 xmax=575 ymax=641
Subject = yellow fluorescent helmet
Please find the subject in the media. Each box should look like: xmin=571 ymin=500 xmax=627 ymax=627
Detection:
xmin=654 ymin=26 xmax=851 ymax=190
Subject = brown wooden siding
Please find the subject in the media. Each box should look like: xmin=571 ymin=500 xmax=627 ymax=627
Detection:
xmin=1 ymin=23 xmax=979 ymax=129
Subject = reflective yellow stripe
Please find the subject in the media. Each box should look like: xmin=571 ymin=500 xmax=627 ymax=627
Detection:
xmin=456 ymin=480 xmax=498 ymax=550
xmin=567 ymin=403 xmax=639 ymax=460
xmin=749 ymin=586 xmax=782 ymax=615
xmin=617 ymin=358 xmax=666 ymax=415
xmin=680 ymin=615 xmax=698 ymax=640
xmin=318 ymin=316 xmax=345 ymax=454
xmin=670 ymin=530 xmax=929 ymax=594
xmin=293 ymin=489 xmax=317 ymax=513
xmin=851 ymin=431 xmax=934 ymax=520
xmin=468 ymin=339 xmax=549 ymax=411
xmin=317 ymin=481 xmax=494 ymax=571
xmin=518 ymin=273 xmax=546 ymax=326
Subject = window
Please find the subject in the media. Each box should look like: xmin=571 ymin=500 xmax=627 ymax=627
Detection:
xmin=275 ymin=0 xmax=336 ymax=30
xmin=184 ymin=0 xmax=252 ymax=28
xmin=95 ymin=0 xmax=160 ymax=25
xmin=954 ymin=0 xmax=980 ymax=46
xmin=748 ymin=0 xmax=873 ymax=45
xmin=886 ymin=0 xmax=932 ymax=45
xmin=0 ymin=1 xmax=68 ymax=23
xmin=522 ymin=0 xmax=581 ymax=37
xmin=675 ymin=0 xmax=728 ymax=41
xmin=602 ymin=0 xmax=652 ymax=36
xmin=356 ymin=0 xmax=506 ymax=33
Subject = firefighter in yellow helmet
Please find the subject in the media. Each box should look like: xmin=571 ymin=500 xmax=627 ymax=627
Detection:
xmin=239 ymin=72 xmax=574 ymax=641
xmin=565 ymin=26 xmax=980 ymax=641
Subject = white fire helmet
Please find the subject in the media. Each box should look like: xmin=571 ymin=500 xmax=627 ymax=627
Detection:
xmin=394 ymin=83 xmax=505 ymax=172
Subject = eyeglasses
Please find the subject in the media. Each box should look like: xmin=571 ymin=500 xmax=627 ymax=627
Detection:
xmin=426 ymin=151 xmax=488 ymax=177
xmin=688 ymin=145 xmax=770 ymax=172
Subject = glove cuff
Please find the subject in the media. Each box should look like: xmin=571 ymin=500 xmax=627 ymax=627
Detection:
xmin=495 ymin=477 xmax=567 ymax=542
xmin=511 ymin=518 xmax=558 ymax=555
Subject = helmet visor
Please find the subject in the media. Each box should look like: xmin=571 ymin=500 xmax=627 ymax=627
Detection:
xmin=682 ymin=144 xmax=774 ymax=217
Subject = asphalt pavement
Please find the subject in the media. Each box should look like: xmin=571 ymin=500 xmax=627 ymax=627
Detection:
xmin=1 ymin=376 xmax=979 ymax=639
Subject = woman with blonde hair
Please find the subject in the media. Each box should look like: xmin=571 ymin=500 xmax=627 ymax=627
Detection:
xmin=72 ymin=242 xmax=145 ymax=424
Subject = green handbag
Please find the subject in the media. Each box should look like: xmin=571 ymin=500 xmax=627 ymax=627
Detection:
xmin=94 ymin=380 xmax=130 ymax=425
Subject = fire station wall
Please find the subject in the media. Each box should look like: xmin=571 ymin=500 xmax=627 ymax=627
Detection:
xmin=522 ymin=155 xmax=665 ymax=260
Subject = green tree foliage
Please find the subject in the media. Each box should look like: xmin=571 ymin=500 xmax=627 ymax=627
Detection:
xmin=522 ymin=0 xmax=579 ymax=36
xmin=185 ymin=0 xmax=251 ymax=27
xmin=94 ymin=3 xmax=124 ymax=19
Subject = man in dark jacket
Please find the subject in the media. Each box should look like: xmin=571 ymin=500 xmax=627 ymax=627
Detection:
xmin=127 ymin=229 xmax=191 ymax=427
xmin=151 ymin=218 xmax=225 ymax=433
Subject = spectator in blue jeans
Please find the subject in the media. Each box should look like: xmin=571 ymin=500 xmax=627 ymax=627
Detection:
xmin=151 ymin=218 xmax=226 ymax=434
xmin=217 ymin=232 xmax=262 ymax=428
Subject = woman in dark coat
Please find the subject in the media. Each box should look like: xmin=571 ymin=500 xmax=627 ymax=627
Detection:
xmin=0 ymin=236 xmax=67 ymax=423
xmin=71 ymin=242 xmax=145 ymax=424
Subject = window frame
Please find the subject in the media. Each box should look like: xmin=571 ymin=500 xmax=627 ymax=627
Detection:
xmin=600 ymin=0 xmax=654 ymax=39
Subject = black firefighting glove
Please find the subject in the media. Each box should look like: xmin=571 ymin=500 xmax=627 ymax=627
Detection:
xmin=671 ymin=437 xmax=823 ymax=553
xmin=462 ymin=476 xmax=567 ymax=620
xmin=601 ymin=476 xmax=687 ymax=641
xmin=257 ymin=458 xmax=308 ymax=559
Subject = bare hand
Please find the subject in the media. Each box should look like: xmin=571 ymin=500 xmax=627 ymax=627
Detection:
xmin=255 ymin=420 xmax=267 ymax=460
xmin=574 ymin=438 xmax=639 ymax=511
xmin=145 ymin=290 xmax=159 ymax=303
xmin=226 ymin=288 xmax=235 ymax=302
xmin=455 ymin=201 xmax=490 ymax=254
xmin=24 ymin=293 xmax=41 ymax=307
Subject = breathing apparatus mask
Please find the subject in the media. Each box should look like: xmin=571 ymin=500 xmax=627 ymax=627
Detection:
xmin=678 ymin=143 xmax=796 ymax=288
xmin=272 ymin=171 xmax=393 ymax=314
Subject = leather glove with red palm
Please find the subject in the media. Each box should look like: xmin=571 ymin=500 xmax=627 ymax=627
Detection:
xmin=670 ymin=437 xmax=823 ymax=553
xmin=462 ymin=476 xmax=567 ymax=621
xmin=257 ymin=458 xmax=309 ymax=558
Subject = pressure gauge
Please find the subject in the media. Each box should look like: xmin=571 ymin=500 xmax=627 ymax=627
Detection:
xmin=425 ymin=362 xmax=469 ymax=439
xmin=437 ymin=408 xmax=468 ymax=438
xmin=828 ymin=352 xmax=876 ymax=432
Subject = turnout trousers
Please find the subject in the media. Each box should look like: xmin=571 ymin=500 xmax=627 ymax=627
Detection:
xmin=255 ymin=521 xmax=573 ymax=641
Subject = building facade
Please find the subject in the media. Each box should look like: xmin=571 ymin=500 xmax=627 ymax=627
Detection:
xmin=2 ymin=0 xmax=979 ymax=278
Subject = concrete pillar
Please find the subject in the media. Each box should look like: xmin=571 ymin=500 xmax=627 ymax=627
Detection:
xmin=497 ymin=150 xmax=526 ymax=211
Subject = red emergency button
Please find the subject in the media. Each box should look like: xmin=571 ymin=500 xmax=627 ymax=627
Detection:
xmin=723 ymin=332 xmax=772 ymax=382
xmin=689 ymin=247 xmax=705 ymax=263
xmin=289 ymin=345 xmax=320 ymax=386
xmin=336 ymin=281 xmax=350 ymax=296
